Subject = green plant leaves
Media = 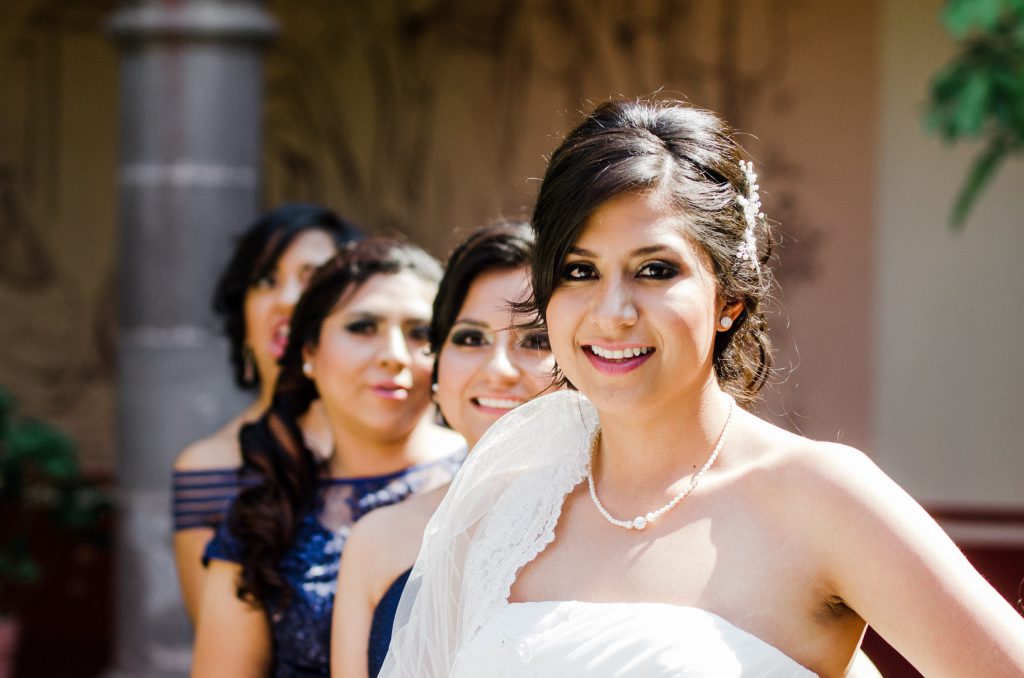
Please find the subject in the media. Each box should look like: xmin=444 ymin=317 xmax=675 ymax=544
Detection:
xmin=953 ymin=134 xmax=1010 ymax=227
xmin=0 ymin=389 xmax=110 ymax=614
xmin=925 ymin=0 xmax=1024 ymax=228
xmin=942 ymin=0 xmax=1021 ymax=37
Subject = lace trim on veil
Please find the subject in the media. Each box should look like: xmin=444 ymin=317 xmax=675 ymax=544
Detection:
xmin=380 ymin=390 xmax=598 ymax=678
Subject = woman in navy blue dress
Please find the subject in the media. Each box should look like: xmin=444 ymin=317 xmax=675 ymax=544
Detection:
xmin=191 ymin=239 xmax=465 ymax=677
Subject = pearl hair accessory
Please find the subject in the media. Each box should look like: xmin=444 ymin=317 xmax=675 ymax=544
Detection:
xmin=302 ymin=361 xmax=314 ymax=377
xmin=587 ymin=396 xmax=735 ymax=531
xmin=735 ymin=160 xmax=763 ymax=271
xmin=719 ymin=316 xmax=733 ymax=330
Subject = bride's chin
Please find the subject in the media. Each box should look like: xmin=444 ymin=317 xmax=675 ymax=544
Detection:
xmin=577 ymin=387 xmax=648 ymax=414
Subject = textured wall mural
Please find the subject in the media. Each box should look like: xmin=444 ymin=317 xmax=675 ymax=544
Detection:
xmin=0 ymin=1 xmax=119 ymax=472
xmin=261 ymin=0 xmax=855 ymax=438
xmin=262 ymin=0 xmax=822 ymax=278
xmin=0 ymin=0 xmax=877 ymax=473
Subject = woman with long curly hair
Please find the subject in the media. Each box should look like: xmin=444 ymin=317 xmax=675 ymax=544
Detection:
xmin=192 ymin=239 xmax=464 ymax=677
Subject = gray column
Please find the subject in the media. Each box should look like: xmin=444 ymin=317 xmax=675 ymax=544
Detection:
xmin=107 ymin=2 xmax=276 ymax=675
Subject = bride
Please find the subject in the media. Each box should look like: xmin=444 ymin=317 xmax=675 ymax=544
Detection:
xmin=380 ymin=99 xmax=1024 ymax=677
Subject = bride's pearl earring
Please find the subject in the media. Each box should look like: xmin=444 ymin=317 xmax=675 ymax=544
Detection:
xmin=302 ymin=361 xmax=314 ymax=377
xmin=719 ymin=316 xmax=733 ymax=330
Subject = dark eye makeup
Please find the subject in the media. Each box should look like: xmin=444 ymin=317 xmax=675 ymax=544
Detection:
xmin=520 ymin=331 xmax=551 ymax=351
xmin=450 ymin=327 xmax=490 ymax=347
xmin=559 ymin=261 xmax=597 ymax=281
xmin=344 ymin=319 xmax=377 ymax=335
xmin=637 ymin=260 xmax=679 ymax=279
xmin=408 ymin=325 xmax=431 ymax=343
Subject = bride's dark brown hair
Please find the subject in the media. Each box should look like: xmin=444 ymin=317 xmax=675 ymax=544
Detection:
xmin=527 ymin=99 xmax=774 ymax=407
xmin=227 ymin=238 xmax=442 ymax=607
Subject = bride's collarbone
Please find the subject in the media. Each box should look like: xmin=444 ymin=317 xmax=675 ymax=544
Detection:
xmin=512 ymin=487 xmax=830 ymax=615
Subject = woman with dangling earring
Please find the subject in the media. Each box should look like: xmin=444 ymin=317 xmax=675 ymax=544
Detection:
xmin=381 ymin=100 xmax=1024 ymax=677
xmin=330 ymin=221 xmax=559 ymax=678
xmin=191 ymin=239 xmax=465 ymax=677
xmin=172 ymin=204 xmax=361 ymax=624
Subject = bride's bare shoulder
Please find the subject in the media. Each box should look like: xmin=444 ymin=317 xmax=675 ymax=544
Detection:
xmin=734 ymin=412 xmax=897 ymax=509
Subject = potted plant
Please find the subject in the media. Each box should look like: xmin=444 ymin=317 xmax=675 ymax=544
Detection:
xmin=0 ymin=388 xmax=109 ymax=677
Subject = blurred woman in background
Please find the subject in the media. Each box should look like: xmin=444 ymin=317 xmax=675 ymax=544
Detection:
xmin=173 ymin=203 xmax=361 ymax=623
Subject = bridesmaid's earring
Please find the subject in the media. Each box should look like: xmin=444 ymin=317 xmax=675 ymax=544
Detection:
xmin=242 ymin=346 xmax=256 ymax=385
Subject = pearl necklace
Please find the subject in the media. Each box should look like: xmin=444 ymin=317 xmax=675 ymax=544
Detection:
xmin=587 ymin=396 xmax=735 ymax=531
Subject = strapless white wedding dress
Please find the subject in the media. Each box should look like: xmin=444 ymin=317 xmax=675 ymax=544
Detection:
xmin=381 ymin=393 xmax=826 ymax=678
xmin=450 ymin=600 xmax=817 ymax=677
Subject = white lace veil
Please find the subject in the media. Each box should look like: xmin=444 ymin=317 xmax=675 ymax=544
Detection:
xmin=379 ymin=390 xmax=599 ymax=677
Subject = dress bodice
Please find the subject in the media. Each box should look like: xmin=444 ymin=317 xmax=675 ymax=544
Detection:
xmin=451 ymin=600 xmax=818 ymax=678
xmin=204 ymin=450 xmax=464 ymax=678
xmin=368 ymin=568 xmax=412 ymax=677
xmin=379 ymin=393 xmax=822 ymax=678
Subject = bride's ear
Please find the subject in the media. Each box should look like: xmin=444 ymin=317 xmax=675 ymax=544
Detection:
xmin=717 ymin=300 xmax=744 ymax=332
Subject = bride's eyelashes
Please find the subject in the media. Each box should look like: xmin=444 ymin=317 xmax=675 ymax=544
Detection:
xmin=558 ymin=259 xmax=681 ymax=283
xmin=636 ymin=260 xmax=679 ymax=280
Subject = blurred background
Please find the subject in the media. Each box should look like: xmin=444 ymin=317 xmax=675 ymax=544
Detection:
xmin=0 ymin=0 xmax=1021 ymax=676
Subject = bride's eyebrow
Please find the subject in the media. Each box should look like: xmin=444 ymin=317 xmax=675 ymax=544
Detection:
xmin=568 ymin=245 xmax=673 ymax=258
xmin=452 ymin=319 xmax=489 ymax=328
xmin=566 ymin=246 xmax=596 ymax=257
xmin=631 ymin=245 xmax=673 ymax=257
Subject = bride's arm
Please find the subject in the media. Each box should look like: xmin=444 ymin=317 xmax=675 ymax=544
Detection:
xmin=805 ymin=443 xmax=1024 ymax=676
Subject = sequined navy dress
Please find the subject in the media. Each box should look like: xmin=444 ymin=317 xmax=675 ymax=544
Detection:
xmin=204 ymin=451 xmax=464 ymax=678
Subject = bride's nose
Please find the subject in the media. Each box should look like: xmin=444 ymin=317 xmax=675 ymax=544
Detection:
xmin=591 ymin=277 xmax=637 ymax=332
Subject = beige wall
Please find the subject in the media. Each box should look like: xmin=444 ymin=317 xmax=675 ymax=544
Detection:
xmin=874 ymin=0 xmax=1024 ymax=508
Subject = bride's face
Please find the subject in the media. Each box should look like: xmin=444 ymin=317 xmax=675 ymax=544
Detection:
xmin=545 ymin=190 xmax=725 ymax=414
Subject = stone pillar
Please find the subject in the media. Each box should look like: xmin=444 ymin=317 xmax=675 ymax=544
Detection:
xmin=107 ymin=2 xmax=276 ymax=675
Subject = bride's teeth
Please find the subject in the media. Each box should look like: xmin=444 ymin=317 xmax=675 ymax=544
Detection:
xmin=590 ymin=345 xmax=650 ymax=360
xmin=477 ymin=398 xmax=522 ymax=409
